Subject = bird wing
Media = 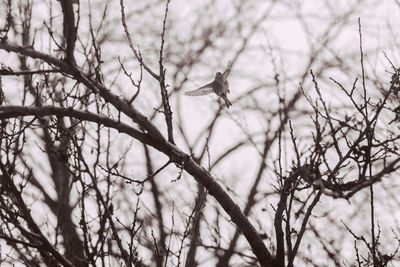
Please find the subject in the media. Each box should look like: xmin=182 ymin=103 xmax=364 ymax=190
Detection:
xmin=184 ymin=88 xmax=214 ymax=96
xmin=184 ymin=83 xmax=214 ymax=96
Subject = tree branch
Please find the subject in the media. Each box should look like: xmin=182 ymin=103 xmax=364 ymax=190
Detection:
xmin=0 ymin=104 xmax=274 ymax=266
xmin=59 ymin=0 xmax=77 ymax=64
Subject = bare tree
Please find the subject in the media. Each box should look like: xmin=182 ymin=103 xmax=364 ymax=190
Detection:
xmin=0 ymin=0 xmax=400 ymax=266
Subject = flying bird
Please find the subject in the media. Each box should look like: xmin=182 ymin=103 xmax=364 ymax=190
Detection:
xmin=184 ymin=71 xmax=232 ymax=108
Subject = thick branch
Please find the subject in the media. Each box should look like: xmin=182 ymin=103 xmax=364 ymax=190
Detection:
xmin=0 ymin=40 xmax=166 ymax=141
xmin=0 ymin=104 xmax=274 ymax=266
xmin=0 ymin=41 xmax=71 ymax=69
xmin=0 ymin=105 xmax=153 ymax=146
xmin=59 ymin=0 xmax=77 ymax=64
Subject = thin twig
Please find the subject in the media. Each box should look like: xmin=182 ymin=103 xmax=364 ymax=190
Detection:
xmin=119 ymin=0 xmax=159 ymax=79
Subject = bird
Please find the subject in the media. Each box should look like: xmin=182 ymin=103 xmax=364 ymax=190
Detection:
xmin=184 ymin=71 xmax=232 ymax=108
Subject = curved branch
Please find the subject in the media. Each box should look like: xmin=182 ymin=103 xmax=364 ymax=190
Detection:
xmin=0 ymin=40 xmax=166 ymax=142
xmin=0 ymin=105 xmax=153 ymax=146
xmin=0 ymin=104 xmax=274 ymax=266
xmin=0 ymin=41 xmax=71 ymax=69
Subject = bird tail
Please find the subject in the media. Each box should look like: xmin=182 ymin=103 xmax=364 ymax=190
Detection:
xmin=223 ymin=96 xmax=232 ymax=108
xmin=184 ymin=83 xmax=214 ymax=96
